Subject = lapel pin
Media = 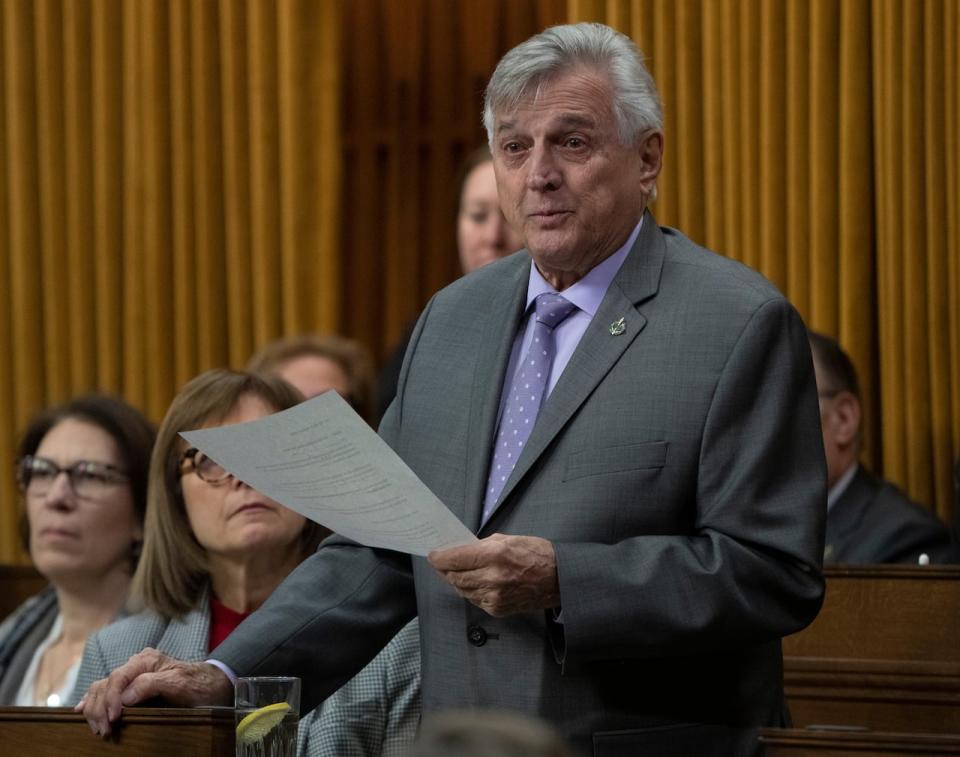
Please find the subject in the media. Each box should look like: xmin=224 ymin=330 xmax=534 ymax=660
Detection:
xmin=609 ymin=317 xmax=626 ymax=336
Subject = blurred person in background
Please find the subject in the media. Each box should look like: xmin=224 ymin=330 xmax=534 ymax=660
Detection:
xmin=408 ymin=710 xmax=572 ymax=757
xmin=0 ymin=396 xmax=154 ymax=705
xmin=248 ymin=334 xmax=377 ymax=425
xmin=377 ymin=145 xmax=525 ymax=417
xmin=455 ymin=144 xmax=526 ymax=274
xmin=74 ymin=370 xmax=419 ymax=755
xmin=809 ymin=331 xmax=957 ymax=564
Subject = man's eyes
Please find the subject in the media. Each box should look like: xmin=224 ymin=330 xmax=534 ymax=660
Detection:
xmin=500 ymin=137 xmax=588 ymax=152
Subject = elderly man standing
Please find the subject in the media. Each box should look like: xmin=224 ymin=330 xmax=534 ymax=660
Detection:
xmin=80 ymin=23 xmax=825 ymax=756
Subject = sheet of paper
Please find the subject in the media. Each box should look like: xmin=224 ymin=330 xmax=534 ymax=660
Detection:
xmin=180 ymin=392 xmax=477 ymax=556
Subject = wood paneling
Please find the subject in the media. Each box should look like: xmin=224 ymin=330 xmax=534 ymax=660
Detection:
xmin=783 ymin=566 xmax=960 ymax=734
xmin=760 ymin=729 xmax=960 ymax=756
xmin=0 ymin=565 xmax=46 ymax=621
xmin=0 ymin=707 xmax=233 ymax=756
xmin=339 ymin=0 xmax=566 ymax=360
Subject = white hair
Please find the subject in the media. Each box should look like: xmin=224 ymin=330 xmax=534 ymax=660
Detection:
xmin=483 ymin=23 xmax=663 ymax=146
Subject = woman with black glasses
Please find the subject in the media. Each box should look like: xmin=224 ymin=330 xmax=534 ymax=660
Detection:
xmin=0 ymin=395 xmax=155 ymax=705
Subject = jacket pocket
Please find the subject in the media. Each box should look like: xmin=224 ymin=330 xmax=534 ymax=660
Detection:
xmin=564 ymin=440 xmax=668 ymax=482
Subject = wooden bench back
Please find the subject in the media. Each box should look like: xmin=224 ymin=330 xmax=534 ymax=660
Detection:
xmin=0 ymin=564 xmax=47 ymax=622
xmin=783 ymin=565 xmax=960 ymax=734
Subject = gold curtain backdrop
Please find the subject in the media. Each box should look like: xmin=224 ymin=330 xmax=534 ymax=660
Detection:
xmin=0 ymin=0 xmax=341 ymax=562
xmin=569 ymin=0 xmax=959 ymax=526
xmin=0 ymin=1 xmax=957 ymax=563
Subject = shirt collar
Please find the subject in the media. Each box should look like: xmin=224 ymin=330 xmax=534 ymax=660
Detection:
xmin=524 ymin=218 xmax=643 ymax=316
xmin=827 ymin=462 xmax=858 ymax=511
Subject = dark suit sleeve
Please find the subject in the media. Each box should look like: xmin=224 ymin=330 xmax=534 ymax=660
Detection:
xmin=554 ymin=297 xmax=826 ymax=664
xmin=212 ymin=543 xmax=416 ymax=711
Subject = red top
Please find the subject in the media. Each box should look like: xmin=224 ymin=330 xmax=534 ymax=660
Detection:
xmin=208 ymin=595 xmax=252 ymax=651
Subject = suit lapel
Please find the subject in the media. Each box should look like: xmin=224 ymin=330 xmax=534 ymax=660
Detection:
xmin=480 ymin=212 xmax=665 ymax=532
xmin=462 ymin=259 xmax=530 ymax=532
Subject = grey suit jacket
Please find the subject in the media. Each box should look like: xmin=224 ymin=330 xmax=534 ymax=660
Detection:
xmin=214 ymin=213 xmax=826 ymax=756
xmin=72 ymin=587 xmax=420 ymax=757
xmin=825 ymin=466 xmax=957 ymax=564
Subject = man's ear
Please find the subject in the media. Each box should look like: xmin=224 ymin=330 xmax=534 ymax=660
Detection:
xmin=827 ymin=391 xmax=861 ymax=447
xmin=636 ymin=130 xmax=664 ymax=197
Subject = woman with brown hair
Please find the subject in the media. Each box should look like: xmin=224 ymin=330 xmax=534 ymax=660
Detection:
xmin=0 ymin=395 xmax=154 ymax=706
xmin=74 ymin=369 xmax=420 ymax=755
xmin=247 ymin=334 xmax=377 ymax=425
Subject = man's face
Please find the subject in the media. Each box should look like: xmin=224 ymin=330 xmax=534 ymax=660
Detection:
xmin=813 ymin=356 xmax=860 ymax=488
xmin=491 ymin=67 xmax=661 ymax=288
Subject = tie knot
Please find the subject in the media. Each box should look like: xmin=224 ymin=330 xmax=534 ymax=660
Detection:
xmin=533 ymin=293 xmax=576 ymax=329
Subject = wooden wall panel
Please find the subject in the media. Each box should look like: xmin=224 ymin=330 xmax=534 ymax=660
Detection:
xmin=340 ymin=0 xmax=566 ymax=360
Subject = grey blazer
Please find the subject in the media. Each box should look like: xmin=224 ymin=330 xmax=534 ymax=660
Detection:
xmin=214 ymin=213 xmax=827 ymax=756
xmin=72 ymin=587 xmax=420 ymax=757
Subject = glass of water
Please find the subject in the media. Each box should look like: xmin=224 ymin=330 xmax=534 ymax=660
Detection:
xmin=234 ymin=676 xmax=300 ymax=757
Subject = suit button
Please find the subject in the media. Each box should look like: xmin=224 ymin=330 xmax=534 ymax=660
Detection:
xmin=467 ymin=625 xmax=488 ymax=646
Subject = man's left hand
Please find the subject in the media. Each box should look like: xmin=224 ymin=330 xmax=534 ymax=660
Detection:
xmin=428 ymin=534 xmax=559 ymax=617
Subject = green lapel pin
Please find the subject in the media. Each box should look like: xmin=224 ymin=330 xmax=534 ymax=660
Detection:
xmin=609 ymin=317 xmax=626 ymax=336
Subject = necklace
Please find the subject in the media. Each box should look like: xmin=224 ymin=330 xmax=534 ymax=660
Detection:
xmin=34 ymin=638 xmax=82 ymax=707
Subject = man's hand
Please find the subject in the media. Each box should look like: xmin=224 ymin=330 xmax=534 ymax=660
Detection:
xmin=428 ymin=534 xmax=560 ymax=617
xmin=75 ymin=648 xmax=233 ymax=736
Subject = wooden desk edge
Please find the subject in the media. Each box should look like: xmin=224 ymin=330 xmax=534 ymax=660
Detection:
xmin=0 ymin=706 xmax=235 ymax=724
xmin=760 ymin=728 xmax=960 ymax=747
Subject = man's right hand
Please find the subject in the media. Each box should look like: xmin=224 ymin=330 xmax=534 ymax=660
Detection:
xmin=75 ymin=648 xmax=233 ymax=736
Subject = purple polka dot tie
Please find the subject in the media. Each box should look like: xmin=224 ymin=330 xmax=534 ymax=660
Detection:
xmin=482 ymin=292 xmax=577 ymax=524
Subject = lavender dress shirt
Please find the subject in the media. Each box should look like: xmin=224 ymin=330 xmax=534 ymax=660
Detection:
xmin=496 ymin=219 xmax=642 ymax=422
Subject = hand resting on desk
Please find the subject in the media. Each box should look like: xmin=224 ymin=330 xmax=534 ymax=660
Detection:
xmin=75 ymin=647 xmax=232 ymax=737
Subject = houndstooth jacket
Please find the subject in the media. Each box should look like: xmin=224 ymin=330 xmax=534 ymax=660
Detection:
xmin=71 ymin=585 xmax=420 ymax=757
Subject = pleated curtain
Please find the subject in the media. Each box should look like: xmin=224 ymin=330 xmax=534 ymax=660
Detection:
xmin=569 ymin=0 xmax=959 ymax=526
xmin=0 ymin=1 xmax=956 ymax=563
xmin=0 ymin=0 xmax=341 ymax=562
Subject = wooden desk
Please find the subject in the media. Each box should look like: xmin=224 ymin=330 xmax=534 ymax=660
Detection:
xmin=761 ymin=728 xmax=960 ymax=756
xmin=0 ymin=565 xmax=47 ymax=620
xmin=783 ymin=566 xmax=960 ymax=733
xmin=0 ymin=707 xmax=234 ymax=756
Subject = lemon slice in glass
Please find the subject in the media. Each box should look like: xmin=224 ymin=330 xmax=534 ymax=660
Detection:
xmin=236 ymin=702 xmax=291 ymax=744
